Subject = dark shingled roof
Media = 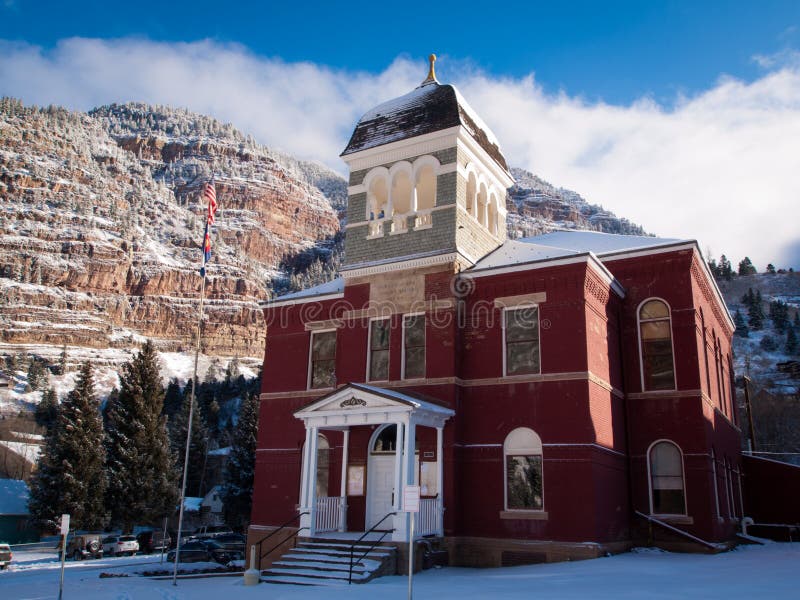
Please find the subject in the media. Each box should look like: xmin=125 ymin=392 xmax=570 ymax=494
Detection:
xmin=341 ymin=82 xmax=509 ymax=171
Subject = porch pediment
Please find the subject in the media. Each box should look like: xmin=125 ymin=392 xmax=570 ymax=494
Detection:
xmin=294 ymin=383 xmax=454 ymax=429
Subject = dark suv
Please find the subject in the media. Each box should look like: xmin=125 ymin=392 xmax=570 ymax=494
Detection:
xmin=136 ymin=530 xmax=171 ymax=554
xmin=66 ymin=534 xmax=104 ymax=560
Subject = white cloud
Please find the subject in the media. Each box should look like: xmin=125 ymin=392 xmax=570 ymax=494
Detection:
xmin=1 ymin=37 xmax=799 ymax=269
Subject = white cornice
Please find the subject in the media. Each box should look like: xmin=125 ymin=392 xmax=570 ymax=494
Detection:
xmin=261 ymin=291 xmax=344 ymax=309
xmin=342 ymin=251 xmax=464 ymax=279
xmin=341 ymin=127 xmax=460 ymax=171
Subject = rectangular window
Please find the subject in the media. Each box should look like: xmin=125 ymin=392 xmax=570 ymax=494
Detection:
xmin=506 ymin=455 xmax=543 ymax=510
xmin=368 ymin=318 xmax=390 ymax=381
xmin=402 ymin=314 xmax=425 ymax=379
xmin=309 ymin=330 xmax=336 ymax=389
xmin=504 ymin=307 xmax=540 ymax=376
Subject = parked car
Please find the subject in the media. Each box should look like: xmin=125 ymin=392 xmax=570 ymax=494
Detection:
xmin=201 ymin=537 xmax=245 ymax=564
xmin=167 ymin=540 xmax=213 ymax=563
xmin=66 ymin=534 xmax=104 ymax=560
xmin=136 ymin=530 xmax=171 ymax=554
xmin=102 ymin=535 xmax=139 ymax=556
xmin=187 ymin=525 xmax=234 ymax=541
xmin=0 ymin=543 xmax=11 ymax=570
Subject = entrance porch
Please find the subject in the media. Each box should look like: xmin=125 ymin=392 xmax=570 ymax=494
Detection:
xmin=294 ymin=383 xmax=454 ymax=543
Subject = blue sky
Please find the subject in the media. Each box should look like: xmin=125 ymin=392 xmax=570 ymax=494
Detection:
xmin=1 ymin=0 xmax=800 ymax=267
xmin=2 ymin=0 xmax=798 ymax=104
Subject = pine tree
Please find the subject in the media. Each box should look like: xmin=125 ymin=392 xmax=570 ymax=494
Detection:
xmin=787 ymin=327 xmax=799 ymax=356
xmin=748 ymin=291 xmax=765 ymax=331
xmin=766 ymin=263 xmax=776 ymax=274
xmin=741 ymin=288 xmax=756 ymax=310
xmin=223 ymin=392 xmax=259 ymax=529
xmin=168 ymin=379 xmax=208 ymax=498
xmin=769 ymin=300 xmax=790 ymax=334
xmin=733 ymin=310 xmax=749 ymax=338
xmin=738 ymin=256 xmax=757 ymax=276
xmin=162 ymin=378 xmax=183 ymax=418
xmin=104 ymin=340 xmax=177 ymax=532
xmin=28 ymin=362 xmax=106 ymax=531
xmin=719 ymin=255 xmax=733 ymax=281
xmin=57 ymin=344 xmax=68 ymax=376
xmin=35 ymin=388 xmax=59 ymax=430
xmin=760 ymin=335 xmax=778 ymax=352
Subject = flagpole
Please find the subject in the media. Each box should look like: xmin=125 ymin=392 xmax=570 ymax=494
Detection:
xmin=173 ymin=182 xmax=214 ymax=585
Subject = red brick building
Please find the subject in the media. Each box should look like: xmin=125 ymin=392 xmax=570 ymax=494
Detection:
xmin=249 ymin=64 xmax=743 ymax=568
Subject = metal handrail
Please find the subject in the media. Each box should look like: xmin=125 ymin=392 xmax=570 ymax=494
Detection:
xmin=348 ymin=512 xmax=396 ymax=584
xmin=251 ymin=511 xmax=308 ymax=566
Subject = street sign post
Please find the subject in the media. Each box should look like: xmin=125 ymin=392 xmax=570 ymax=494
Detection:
xmin=58 ymin=514 xmax=69 ymax=600
xmin=403 ymin=486 xmax=421 ymax=600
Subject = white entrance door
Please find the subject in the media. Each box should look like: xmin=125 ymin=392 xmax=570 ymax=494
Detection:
xmin=366 ymin=455 xmax=395 ymax=530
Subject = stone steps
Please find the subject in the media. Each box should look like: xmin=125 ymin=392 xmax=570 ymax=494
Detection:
xmin=261 ymin=540 xmax=397 ymax=586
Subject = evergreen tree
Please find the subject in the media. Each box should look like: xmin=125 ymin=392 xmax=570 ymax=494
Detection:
xmin=104 ymin=340 xmax=177 ymax=532
xmin=28 ymin=362 xmax=106 ymax=531
xmin=719 ymin=255 xmax=733 ymax=281
xmin=223 ymin=392 xmax=259 ymax=529
xmin=741 ymin=288 xmax=756 ymax=310
xmin=769 ymin=300 xmax=790 ymax=334
xmin=162 ymin=378 xmax=183 ymax=418
xmin=766 ymin=263 xmax=777 ymax=275
xmin=738 ymin=256 xmax=757 ymax=276
xmin=57 ymin=344 xmax=68 ymax=376
xmin=787 ymin=327 xmax=799 ymax=356
xmin=35 ymin=388 xmax=59 ymax=430
xmin=168 ymin=380 xmax=208 ymax=498
xmin=795 ymin=312 xmax=800 ymax=330
xmin=748 ymin=291 xmax=765 ymax=331
xmin=26 ymin=358 xmax=48 ymax=391
xmin=733 ymin=310 xmax=749 ymax=338
xmin=707 ymin=257 xmax=720 ymax=279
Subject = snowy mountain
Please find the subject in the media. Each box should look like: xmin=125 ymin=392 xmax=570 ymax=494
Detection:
xmin=507 ymin=167 xmax=648 ymax=237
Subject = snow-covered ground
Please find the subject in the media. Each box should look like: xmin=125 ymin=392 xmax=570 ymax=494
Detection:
xmin=1 ymin=542 xmax=798 ymax=599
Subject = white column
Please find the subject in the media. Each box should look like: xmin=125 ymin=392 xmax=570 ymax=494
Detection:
xmin=411 ymin=186 xmax=418 ymax=213
xmin=307 ymin=427 xmax=319 ymax=535
xmin=436 ymin=425 xmax=444 ymax=536
xmin=299 ymin=426 xmax=312 ymax=509
xmin=339 ymin=429 xmax=350 ymax=532
xmin=393 ymin=422 xmax=404 ymax=511
xmin=402 ymin=420 xmax=416 ymax=541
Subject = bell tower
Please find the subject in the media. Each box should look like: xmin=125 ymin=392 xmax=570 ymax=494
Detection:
xmin=340 ymin=55 xmax=514 ymax=276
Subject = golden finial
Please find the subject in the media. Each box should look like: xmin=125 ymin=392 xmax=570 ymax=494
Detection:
xmin=422 ymin=53 xmax=438 ymax=85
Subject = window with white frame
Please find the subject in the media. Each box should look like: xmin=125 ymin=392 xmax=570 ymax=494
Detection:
xmin=402 ymin=314 xmax=425 ymax=379
xmin=638 ymin=299 xmax=675 ymax=391
xmin=503 ymin=306 xmax=540 ymax=376
xmin=368 ymin=318 xmax=390 ymax=381
xmin=504 ymin=427 xmax=544 ymax=511
xmin=309 ymin=330 xmax=336 ymax=389
xmin=648 ymin=440 xmax=686 ymax=515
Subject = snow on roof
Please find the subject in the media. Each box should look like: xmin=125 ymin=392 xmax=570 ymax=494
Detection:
xmin=342 ymin=82 xmax=508 ymax=171
xmin=470 ymin=231 xmax=688 ymax=272
xmin=268 ymin=277 xmax=344 ymax=303
xmin=350 ymin=383 xmax=454 ymax=416
xmin=183 ymin=497 xmax=202 ymax=512
xmin=0 ymin=478 xmax=30 ymax=515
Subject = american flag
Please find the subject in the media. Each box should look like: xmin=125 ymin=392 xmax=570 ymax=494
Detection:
xmin=204 ymin=180 xmax=218 ymax=225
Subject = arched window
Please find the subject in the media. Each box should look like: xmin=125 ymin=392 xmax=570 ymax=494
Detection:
xmin=367 ymin=174 xmax=388 ymax=220
xmin=391 ymin=170 xmax=413 ymax=215
xmin=503 ymin=428 xmax=543 ymax=511
xmin=477 ymin=182 xmax=488 ymax=227
xmin=488 ymin=194 xmax=498 ymax=236
xmin=416 ymin=164 xmax=436 ymax=211
xmin=466 ymin=171 xmax=477 ymax=217
xmin=648 ymin=440 xmax=686 ymax=515
xmin=638 ymin=299 xmax=675 ymax=391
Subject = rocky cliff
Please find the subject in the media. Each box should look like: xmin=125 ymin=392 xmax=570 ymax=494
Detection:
xmin=0 ymin=99 xmax=340 ymax=358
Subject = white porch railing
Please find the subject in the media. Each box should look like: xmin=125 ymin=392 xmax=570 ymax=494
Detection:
xmin=368 ymin=220 xmax=383 ymax=238
xmin=417 ymin=498 xmax=441 ymax=536
xmin=315 ymin=496 xmax=343 ymax=533
xmin=414 ymin=211 xmax=432 ymax=229
xmin=390 ymin=215 xmax=408 ymax=234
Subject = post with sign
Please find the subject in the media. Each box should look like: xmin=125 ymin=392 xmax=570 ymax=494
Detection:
xmin=58 ymin=514 xmax=69 ymax=600
xmin=403 ymin=485 xmax=420 ymax=600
